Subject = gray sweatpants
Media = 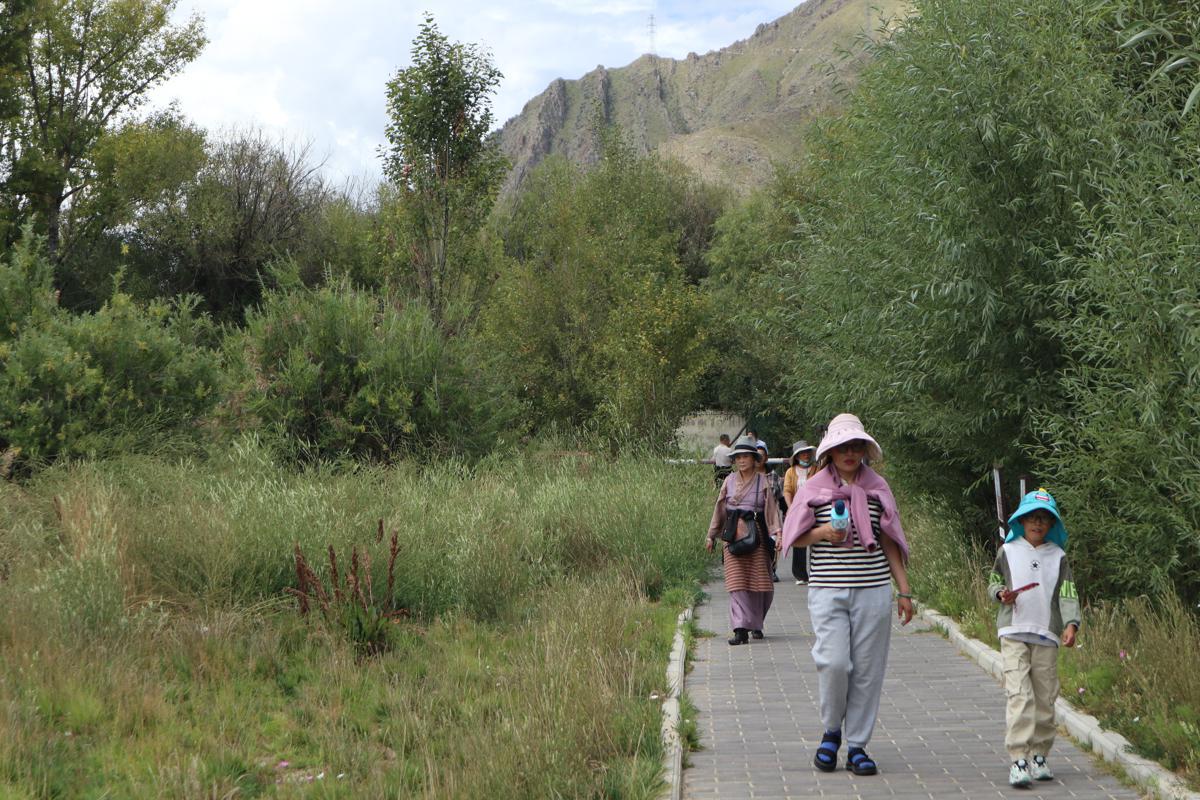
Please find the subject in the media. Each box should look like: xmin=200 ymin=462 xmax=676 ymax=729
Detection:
xmin=808 ymin=585 xmax=893 ymax=749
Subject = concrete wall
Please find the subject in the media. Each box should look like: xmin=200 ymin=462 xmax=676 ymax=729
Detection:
xmin=675 ymin=411 xmax=746 ymax=456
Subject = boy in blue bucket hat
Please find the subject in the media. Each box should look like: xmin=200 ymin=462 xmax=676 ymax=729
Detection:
xmin=988 ymin=489 xmax=1081 ymax=788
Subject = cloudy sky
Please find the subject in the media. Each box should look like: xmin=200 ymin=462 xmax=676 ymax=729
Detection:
xmin=148 ymin=1 xmax=802 ymax=186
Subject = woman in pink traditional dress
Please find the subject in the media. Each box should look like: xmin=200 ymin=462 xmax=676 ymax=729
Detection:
xmin=706 ymin=435 xmax=782 ymax=645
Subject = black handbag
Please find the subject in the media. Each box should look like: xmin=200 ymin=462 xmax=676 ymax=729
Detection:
xmin=724 ymin=510 xmax=762 ymax=556
xmin=719 ymin=475 xmax=763 ymax=556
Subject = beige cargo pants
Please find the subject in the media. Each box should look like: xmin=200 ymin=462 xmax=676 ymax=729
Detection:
xmin=1001 ymin=637 xmax=1060 ymax=761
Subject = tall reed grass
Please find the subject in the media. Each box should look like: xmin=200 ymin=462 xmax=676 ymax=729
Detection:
xmin=0 ymin=439 xmax=715 ymax=798
xmin=901 ymin=492 xmax=996 ymax=641
xmin=1059 ymin=593 xmax=1200 ymax=788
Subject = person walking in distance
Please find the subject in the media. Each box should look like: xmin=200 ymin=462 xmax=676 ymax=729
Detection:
xmin=783 ymin=439 xmax=816 ymax=584
xmin=711 ymin=434 xmax=733 ymax=488
xmin=757 ymin=442 xmax=785 ymax=583
xmin=779 ymin=414 xmax=914 ymax=776
xmin=706 ymin=436 xmax=782 ymax=644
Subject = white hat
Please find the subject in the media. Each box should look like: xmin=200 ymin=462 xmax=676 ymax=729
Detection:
xmin=814 ymin=413 xmax=882 ymax=463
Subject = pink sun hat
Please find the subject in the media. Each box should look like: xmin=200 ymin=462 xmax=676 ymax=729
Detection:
xmin=814 ymin=413 xmax=883 ymax=463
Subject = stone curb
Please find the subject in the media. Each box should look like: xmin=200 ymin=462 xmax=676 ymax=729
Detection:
xmin=918 ymin=604 xmax=1199 ymax=800
xmin=658 ymin=606 xmax=692 ymax=800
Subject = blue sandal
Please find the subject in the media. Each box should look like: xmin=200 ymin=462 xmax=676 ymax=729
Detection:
xmin=813 ymin=730 xmax=840 ymax=772
xmin=846 ymin=747 xmax=877 ymax=776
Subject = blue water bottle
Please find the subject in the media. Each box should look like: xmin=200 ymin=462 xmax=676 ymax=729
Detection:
xmin=830 ymin=500 xmax=850 ymax=541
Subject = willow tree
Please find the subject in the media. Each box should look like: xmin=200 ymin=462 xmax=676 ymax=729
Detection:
xmin=381 ymin=14 xmax=507 ymax=332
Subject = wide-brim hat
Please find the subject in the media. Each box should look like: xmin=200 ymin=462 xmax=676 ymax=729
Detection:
xmin=814 ymin=413 xmax=883 ymax=463
xmin=730 ymin=436 xmax=764 ymax=462
xmin=1006 ymin=489 xmax=1068 ymax=549
xmin=790 ymin=440 xmax=815 ymax=463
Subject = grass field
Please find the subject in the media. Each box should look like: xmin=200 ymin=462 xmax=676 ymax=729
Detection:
xmin=0 ymin=439 xmax=716 ymax=798
xmin=6 ymin=441 xmax=1194 ymax=796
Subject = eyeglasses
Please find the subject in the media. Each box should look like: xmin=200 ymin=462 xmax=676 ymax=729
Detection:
xmin=833 ymin=440 xmax=867 ymax=453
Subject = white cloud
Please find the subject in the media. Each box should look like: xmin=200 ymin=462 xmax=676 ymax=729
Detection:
xmin=149 ymin=0 xmax=801 ymax=184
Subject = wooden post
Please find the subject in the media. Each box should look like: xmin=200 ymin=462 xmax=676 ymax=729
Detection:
xmin=992 ymin=466 xmax=1007 ymax=545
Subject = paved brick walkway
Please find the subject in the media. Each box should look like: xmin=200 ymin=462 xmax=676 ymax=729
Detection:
xmin=685 ymin=578 xmax=1143 ymax=799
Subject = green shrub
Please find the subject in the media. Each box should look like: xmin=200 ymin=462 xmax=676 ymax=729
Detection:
xmin=484 ymin=135 xmax=718 ymax=441
xmin=233 ymin=281 xmax=519 ymax=463
xmin=0 ymin=291 xmax=222 ymax=467
xmin=0 ymin=230 xmax=58 ymax=345
xmin=699 ymin=167 xmax=810 ymax=444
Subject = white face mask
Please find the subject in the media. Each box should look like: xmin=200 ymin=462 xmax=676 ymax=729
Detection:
xmin=797 ymin=458 xmax=812 ymax=468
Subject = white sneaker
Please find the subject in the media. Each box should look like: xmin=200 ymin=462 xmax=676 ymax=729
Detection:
xmin=1009 ymin=759 xmax=1033 ymax=788
xmin=1030 ymin=755 xmax=1054 ymax=781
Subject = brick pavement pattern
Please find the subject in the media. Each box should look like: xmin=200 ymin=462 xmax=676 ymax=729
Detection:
xmin=684 ymin=579 xmax=1142 ymax=799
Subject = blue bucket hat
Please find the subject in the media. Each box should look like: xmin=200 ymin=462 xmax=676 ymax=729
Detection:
xmin=1006 ymin=489 xmax=1068 ymax=549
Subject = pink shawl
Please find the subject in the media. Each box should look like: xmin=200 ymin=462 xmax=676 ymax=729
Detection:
xmin=780 ymin=464 xmax=909 ymax=562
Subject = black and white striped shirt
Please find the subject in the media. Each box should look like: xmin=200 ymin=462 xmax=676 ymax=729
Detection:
xmin=806 ymin=498 xmax=892 ymax=588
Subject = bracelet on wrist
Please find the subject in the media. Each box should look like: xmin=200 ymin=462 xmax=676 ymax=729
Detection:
xmin=896 ymin=592 xmax=913 ymax=600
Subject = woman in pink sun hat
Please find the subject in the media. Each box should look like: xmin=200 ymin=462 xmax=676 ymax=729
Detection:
xmin=779 ymin=413 xmax=914 ymax=777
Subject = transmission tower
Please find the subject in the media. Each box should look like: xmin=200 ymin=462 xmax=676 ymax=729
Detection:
xmin=648 ymin=13 xmax=657 ymax=56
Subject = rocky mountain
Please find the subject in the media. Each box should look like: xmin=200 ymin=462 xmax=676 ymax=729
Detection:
xmin=496 ymin=0 xmax=908 ymax=196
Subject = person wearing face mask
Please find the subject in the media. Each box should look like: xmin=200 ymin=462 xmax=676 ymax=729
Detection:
xmin=783 ymin=440 xmax=816 ymax=584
